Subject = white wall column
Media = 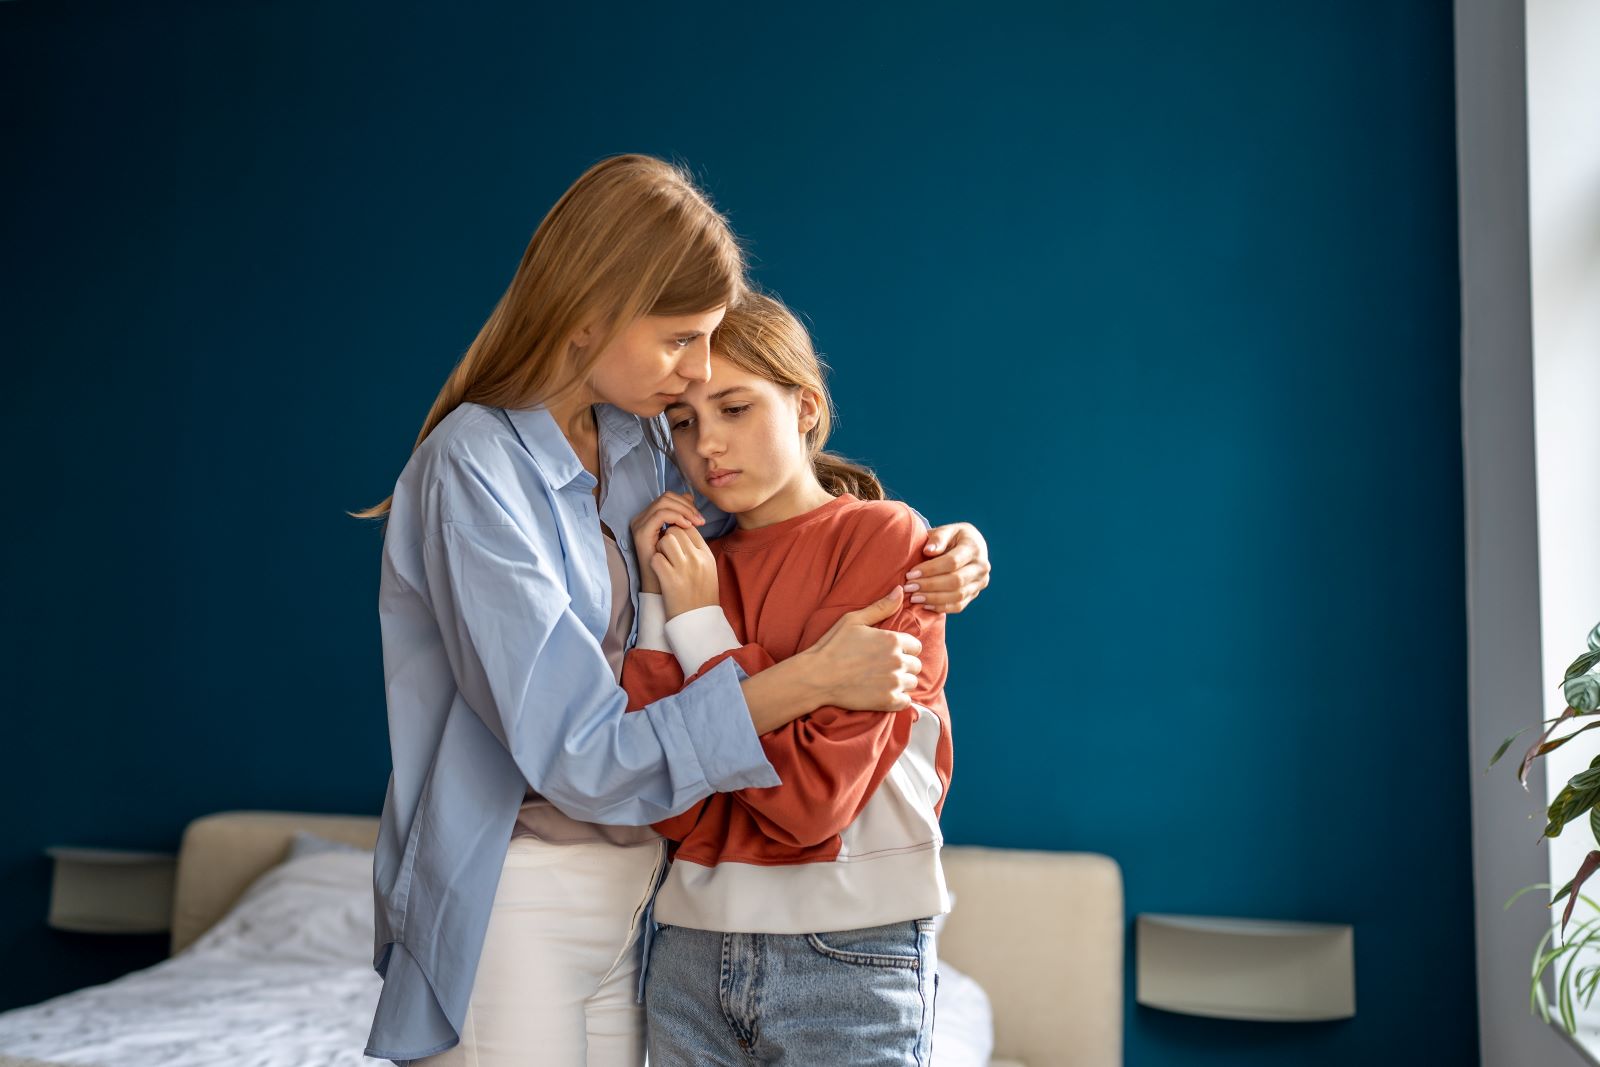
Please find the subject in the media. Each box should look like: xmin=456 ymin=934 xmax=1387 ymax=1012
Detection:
xmin=1458 ymin=1 xmax=1595 ymax=1063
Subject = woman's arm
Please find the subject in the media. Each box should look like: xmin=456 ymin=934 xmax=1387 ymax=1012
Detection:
xmin=424 ymin=516 xmax=775 ymax=825
xmin=625 ymin=590 xmax=922 ymax=734
xmin=628 ymin=496 xmax=921 ymax=735
xmin=631 ymin=505 xmax=946 ymax=849
xmin=423 ymin=464 xmax=919 ymax=830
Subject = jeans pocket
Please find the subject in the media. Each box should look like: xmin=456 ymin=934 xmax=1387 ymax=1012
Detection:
xmin=805 ymin=922 xmax=923 ymax=969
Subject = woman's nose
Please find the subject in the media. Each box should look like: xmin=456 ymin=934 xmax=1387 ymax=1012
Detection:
xmin=678 ymin=339 xmax=712 ymax=384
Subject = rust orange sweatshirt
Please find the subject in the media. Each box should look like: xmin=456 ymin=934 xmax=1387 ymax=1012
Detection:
xmin=621 ymin=493 xmax=952 ymax=934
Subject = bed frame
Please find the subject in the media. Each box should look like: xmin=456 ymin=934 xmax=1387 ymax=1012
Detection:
xmin=171 ymin=811 xmax=1123 ymax=1067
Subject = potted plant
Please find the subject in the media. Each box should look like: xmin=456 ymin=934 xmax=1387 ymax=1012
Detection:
xmin=1493 ymin=621 xmax=1600 ymax=1033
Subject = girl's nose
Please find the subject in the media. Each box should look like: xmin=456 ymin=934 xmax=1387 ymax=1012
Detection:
xmin=696 ymin=426 xmax=724 ymax=458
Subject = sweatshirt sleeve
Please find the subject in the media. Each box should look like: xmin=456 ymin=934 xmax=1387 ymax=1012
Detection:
xmin=671 ymin=503 xmax=948 ymax=850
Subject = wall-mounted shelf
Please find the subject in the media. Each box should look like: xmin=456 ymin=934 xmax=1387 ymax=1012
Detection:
xmin=45 ymin=847 xmax=177 ymax=934
xmin=1136 ymin=913 xmax=1355 ymax=1022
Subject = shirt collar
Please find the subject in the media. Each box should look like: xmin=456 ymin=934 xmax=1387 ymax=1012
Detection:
xmin=503 ymin=403 xmax=647 ymax=490
xmin=595 ymin=402 xmax=645 ymax=461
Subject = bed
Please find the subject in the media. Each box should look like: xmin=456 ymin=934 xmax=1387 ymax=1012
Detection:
xmin=0 ymin=811 xmax=1123 ymax=1067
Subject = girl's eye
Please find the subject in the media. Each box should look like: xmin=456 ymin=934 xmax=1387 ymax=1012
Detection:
xmin=673 ymin=337 xmax=694 ymax=349
xmin=723 ymin=405 xmax=750 ymax=417
xmin=670 ymin=417 xmax=696 ymax=433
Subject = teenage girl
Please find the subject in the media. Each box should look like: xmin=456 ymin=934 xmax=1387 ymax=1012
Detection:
xmin=359 ymin=156 xmax=991 ymax=1066
xmin=622 ymin=292 xmax=953 ymax=1065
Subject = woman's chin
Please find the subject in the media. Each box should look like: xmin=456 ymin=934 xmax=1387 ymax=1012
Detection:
xmin=619 ymin=395 xmax=673 ymax=418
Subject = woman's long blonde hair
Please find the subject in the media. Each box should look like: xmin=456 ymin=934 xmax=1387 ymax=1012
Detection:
xmin=708 ymin=292 xmax=884 ymax=500
xmin=356 ymin=154 xmax=745 ymax=519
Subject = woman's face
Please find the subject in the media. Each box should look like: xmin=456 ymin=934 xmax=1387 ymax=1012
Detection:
xmin=665 ymin=354 xmax=820 ymax=516
xmin=584 ymin=307 xmax=727 ymax=417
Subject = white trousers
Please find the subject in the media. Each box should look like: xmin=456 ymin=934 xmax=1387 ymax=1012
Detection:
xmin=417 ymin=835 xmax=668 ymax=1067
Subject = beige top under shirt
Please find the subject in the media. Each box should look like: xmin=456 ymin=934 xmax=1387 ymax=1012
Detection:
xmin=512 ymin=524 xmax=661 ymax=847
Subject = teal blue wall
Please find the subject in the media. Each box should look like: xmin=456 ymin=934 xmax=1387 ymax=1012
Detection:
xmin=1 ymin=1 xmax=1471 ymax=1063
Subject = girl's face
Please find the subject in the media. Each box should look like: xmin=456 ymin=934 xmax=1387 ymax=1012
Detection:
xmin=665 ymin=354 xmax=822 ymax=520
xmin=582 ymin=307 xmax=727 ymax=417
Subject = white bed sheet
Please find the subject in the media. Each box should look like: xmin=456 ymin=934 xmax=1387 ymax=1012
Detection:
xmin=0 ymin=851 xmax=379 ymax=1067
xmin=0 ymin=848 xmax=993 ymax=1067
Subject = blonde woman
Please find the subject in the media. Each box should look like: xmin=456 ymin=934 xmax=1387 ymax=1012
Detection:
xmin=358 ymin=155 xmax=991 ymax=1067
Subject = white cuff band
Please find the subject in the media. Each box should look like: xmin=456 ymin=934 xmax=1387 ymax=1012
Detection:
xmin=634 ymin=593 xmax=670 ymax=653
xmin=664 ymin=606 xmax=743 ymax=677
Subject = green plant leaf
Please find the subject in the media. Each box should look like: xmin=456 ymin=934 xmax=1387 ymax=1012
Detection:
xmin=1508 ymin=882 xmax=1554 ymax=910
xmin=1588 ymin=621 xmax=1600 ymax=652
xmin=1528 ymin=902 xmax=1600 ymax=1032
xmin=1567 ymin=649 xmax=1600 ymax=681
xmin=1566 ymin=674 xmax=1600 ymax=713
xmin=1543 ymin=780 xmax=1600 ymax=840
xmin=1491 ymin=731 xmax=1527 ymax=768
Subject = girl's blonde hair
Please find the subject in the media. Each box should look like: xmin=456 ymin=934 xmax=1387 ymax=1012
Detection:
xmin=708 ymin=292 xmax=884 ymax=500
xmin=356 ymin=154 xmax=745 ymax=519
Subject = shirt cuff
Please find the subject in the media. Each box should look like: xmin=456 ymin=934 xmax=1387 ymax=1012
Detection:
xmin=665 ymin=605 xmax=743 ymax=677
xmin=675 ymin=658 xmax=781 ymax=791
xmin=634 ymin=593 xmax=670 ymax=652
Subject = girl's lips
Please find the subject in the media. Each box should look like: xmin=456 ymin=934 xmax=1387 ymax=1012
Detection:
xmin=707 ymin=470 xmax=740 ymax=488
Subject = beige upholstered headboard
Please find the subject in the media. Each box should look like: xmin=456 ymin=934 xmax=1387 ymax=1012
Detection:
xmin=170 ymin=810 xmax=379 ymax=955
xmin=938 ymin=847 xmax=1124 ymax=1066
xmin=170 ymin=812 xmax=1123 ymax=1067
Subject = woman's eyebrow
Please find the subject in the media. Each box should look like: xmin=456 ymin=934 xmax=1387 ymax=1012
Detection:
xmin=707 ymin=386 xmax=751 ymax=401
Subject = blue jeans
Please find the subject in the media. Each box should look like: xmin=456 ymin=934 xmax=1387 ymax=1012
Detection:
xmin=645 ymin=919 xmax=938 ymax=1065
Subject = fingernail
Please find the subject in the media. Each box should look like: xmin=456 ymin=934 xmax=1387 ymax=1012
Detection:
xmin=910 ymin=595 xmax=926 ymax=604
xmin=904 ymin=583 xmax=920 ymax=593
xmin=906 ymin=570 xmax=923 ymax=580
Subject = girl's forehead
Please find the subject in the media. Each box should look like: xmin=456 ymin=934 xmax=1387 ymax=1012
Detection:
xmin=699 ymin=355 xmax=767 ymax=395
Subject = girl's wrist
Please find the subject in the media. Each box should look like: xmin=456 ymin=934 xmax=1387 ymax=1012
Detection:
xmin=662 ymin=593 xmax=719 ymax=621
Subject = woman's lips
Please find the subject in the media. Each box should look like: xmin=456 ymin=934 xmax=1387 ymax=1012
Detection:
xmin=707 ymin=469 xmax=740 ymax=489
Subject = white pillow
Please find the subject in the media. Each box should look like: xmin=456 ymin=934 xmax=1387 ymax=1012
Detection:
xmin=931 ymin=961 xmax=994 ymax=1066
xmin=186 ymin=844 xmax=374 ymax=966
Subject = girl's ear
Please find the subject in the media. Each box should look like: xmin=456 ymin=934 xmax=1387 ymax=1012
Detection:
xmin=797 ymin=387 xmax=823 ymax=436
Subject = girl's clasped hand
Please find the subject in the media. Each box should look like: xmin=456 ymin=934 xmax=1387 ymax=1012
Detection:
xmin=629 ymin=491 xmax=719 ymax=617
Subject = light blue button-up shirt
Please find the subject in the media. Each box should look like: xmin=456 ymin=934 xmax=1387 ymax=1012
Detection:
xmin=364 ymin=401 xmax=780 ymax=1063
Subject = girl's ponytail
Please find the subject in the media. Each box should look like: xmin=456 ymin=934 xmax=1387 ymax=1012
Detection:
xmin=813 ymin=451 xmax=884 ymax=500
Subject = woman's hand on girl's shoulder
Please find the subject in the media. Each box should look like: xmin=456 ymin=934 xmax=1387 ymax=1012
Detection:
xmin=653 ymin=525 xmax=720 ymax=619
xmin=906 ymin=521 xmax=991 ymax=614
